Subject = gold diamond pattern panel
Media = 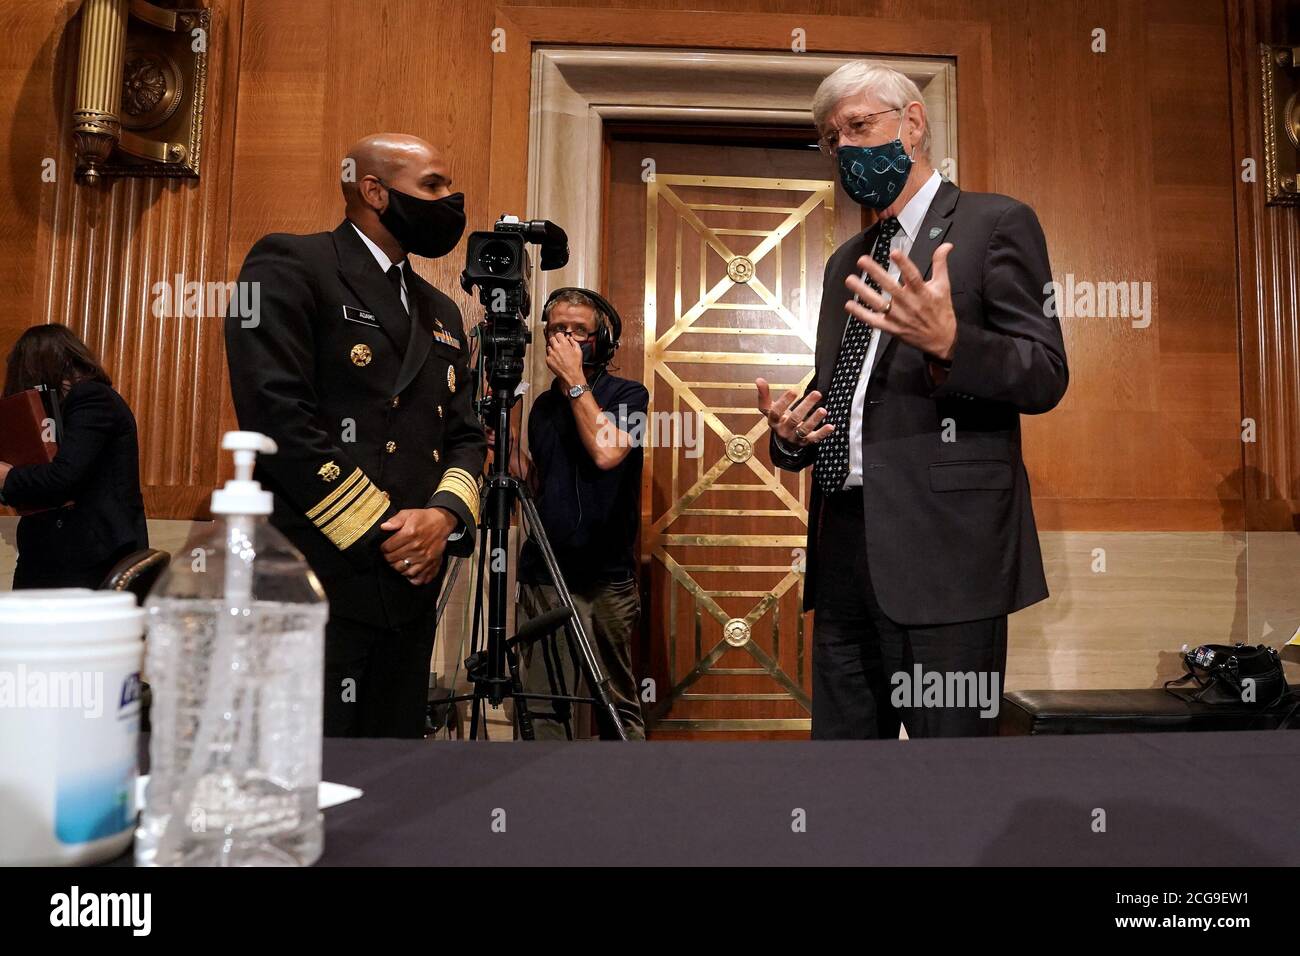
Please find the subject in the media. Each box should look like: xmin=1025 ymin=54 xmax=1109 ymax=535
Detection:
xmin=643 ymin=174 xmax=836 ymax=733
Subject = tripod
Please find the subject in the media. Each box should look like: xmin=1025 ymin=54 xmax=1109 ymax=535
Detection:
xmin=441 ymin=388 xmax=629 ymax=741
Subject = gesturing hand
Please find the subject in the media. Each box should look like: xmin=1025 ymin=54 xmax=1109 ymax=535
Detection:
xmin=755 ymin=378 xmax=834 ymax=447
xmin=845 ymin=242 xmax=958 ymax=361
xmin=380 ymin=507 xmax=457 ymax=586
xmin=545 ymin=334 xmax=586 ymax=390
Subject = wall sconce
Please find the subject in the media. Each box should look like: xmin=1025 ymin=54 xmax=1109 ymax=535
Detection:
xmin=1261 ymin=44 xmax=1300 ymax=206
xmin=71 ymin=0 xmax=209 ymax=184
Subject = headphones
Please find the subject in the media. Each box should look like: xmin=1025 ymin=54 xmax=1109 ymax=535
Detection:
xmin=542 ymin=286 xmax=622 ymax=367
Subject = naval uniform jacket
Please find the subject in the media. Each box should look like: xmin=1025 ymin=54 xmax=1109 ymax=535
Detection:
xmin=225 ymin=220 xmax=486 ymax=626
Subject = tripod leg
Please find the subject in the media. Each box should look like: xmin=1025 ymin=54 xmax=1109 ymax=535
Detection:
xmin=469 ymin=685 xmax=483 ymax=739
xmin=465 ymin=520 xmax=491 ymax=740
xmin=546 ymin=629 xmax=576 ymax=740
xmin=518 ymin=489 xmax=629 ymax=741
xmin=514 ymin=585 xmax=573 ymax=740
xmin=505 ymin=642 xmax=536 ymax=741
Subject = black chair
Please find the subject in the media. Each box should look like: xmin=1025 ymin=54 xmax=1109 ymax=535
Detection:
xmin=99 ymin=548 xmax=169 ymax=735
xmin=98 ymin=547 xmax=170 ymax=606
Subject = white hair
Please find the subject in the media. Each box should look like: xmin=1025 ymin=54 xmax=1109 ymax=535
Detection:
xmin=812 ymin=62 xmax=931 ymax=157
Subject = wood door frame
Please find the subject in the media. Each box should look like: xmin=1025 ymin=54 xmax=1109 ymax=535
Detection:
xmin=492 ymin=7 xmax=982 ymax=410
xmin=487 ymin=5 xmax=995 ymax=221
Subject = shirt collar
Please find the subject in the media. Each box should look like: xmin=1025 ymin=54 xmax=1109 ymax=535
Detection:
xmin=894 ymin=169 xmax=944 ymax=241
xmin=350 ymin=220 xmax=402 ymax=275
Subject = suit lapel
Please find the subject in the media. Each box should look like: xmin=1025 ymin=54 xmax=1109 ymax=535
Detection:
xmin=394 ymin=275 xmax=435 ymax=397
xmin=867 ymin=179 xmax=959 ymax=375
xmin=332 ymin=221 xmax=410 ymax=357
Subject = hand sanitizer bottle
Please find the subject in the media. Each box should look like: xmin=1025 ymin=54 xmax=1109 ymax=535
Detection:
xmin=136 ymin=432 xmax=329 ymax=866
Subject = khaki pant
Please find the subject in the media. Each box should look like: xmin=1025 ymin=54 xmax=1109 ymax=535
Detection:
xmin=518 ymin=578 xmax=646 ymax=740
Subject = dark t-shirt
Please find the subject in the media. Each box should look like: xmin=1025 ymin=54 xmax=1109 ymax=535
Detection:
xmin=517 ymin=372 xmax=647 ymax=589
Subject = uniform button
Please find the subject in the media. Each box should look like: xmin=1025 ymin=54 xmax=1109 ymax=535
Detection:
xmin=432 ymin=450 xmax=440 ymax=463
xmin=56 ymin=519 xmax=63 ymax=529
xmin=386 ymin=441 xmax=397 ymax=454
xmin=390 ymin=396 xmax=401 ymax=409
xmin=436 ymin=405 xmax=443 ymax=418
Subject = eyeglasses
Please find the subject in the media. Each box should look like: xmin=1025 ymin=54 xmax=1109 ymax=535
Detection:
xmin=545 ymin=326 xmax=592 ymax=343
xmin=817 ymin=107 xmax=901 ymax=154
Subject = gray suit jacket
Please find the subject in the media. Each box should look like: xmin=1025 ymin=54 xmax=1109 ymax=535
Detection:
xmin=772 ymin=180 xmax=1067 ymax=625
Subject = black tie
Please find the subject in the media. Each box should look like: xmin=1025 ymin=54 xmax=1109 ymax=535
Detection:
xmin=813 ymin=217 xmax=901 ymax=494
xmin=386 ymin=262 xmax=408 ymax=314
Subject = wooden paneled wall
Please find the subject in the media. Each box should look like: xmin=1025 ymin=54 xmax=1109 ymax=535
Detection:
xmin=0 ymin=2 xmax=62 ymax=370
xmin=1 ymin=0 xmax=1296 ymax=534
xmin=1229 ymin=0 xmax=1300 ymax=532
xmin=2 ymin=0 xmax=243 ymax=518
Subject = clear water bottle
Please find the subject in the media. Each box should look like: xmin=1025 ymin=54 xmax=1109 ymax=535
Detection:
xmin=136 ymin=432 xmax=329 ymax=866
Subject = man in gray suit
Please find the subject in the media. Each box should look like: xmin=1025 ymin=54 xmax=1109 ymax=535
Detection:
xmin=756 ymin=62 xmax=1068 ymax=739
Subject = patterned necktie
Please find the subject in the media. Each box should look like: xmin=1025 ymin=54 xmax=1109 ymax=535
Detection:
xmin=813 ymin=216 xmax=900 ymax=493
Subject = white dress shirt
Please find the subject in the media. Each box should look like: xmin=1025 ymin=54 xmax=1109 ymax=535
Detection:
xmin=351 ymin=221 xmax=409 ymax=313
xmin=842 ymin=169 xmax=943 ymax=488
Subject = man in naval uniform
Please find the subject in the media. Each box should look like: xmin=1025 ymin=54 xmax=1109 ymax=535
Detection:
xmin=224 ymin=133 xmax=486 ymax=738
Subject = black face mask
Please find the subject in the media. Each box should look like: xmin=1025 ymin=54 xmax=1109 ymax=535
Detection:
xmin=377 ymin=183 xmax=465 ymax=259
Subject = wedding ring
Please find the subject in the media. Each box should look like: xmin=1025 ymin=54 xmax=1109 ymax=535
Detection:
xmin=882 ymin=299 xmax=893 ymax=315
xmin=402 ymin=558 xmax=412 ymax=569
xmin=795 ymin=426 xmax=809 ymax=441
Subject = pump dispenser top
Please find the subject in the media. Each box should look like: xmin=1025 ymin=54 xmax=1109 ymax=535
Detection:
xmin=210 ymin=431 xmax=277 ymax=516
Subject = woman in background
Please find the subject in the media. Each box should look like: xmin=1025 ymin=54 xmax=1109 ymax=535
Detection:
xmin=0 ymin=324 xmax=147 ymax=589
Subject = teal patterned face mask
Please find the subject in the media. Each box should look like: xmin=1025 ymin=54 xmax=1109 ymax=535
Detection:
xmin=836 ymin=118 xmax=915 ymax=210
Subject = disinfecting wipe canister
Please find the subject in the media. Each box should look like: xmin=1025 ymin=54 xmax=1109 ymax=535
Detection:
xmin=0 ymin=589 xmax=145 ymax=865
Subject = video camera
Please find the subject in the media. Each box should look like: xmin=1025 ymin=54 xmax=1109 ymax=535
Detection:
xmin=460 ymin=215 xmax=569 ymax=395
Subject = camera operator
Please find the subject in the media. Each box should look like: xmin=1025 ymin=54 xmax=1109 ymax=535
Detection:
xmin=512 ymin=288 xmax=647 ymax=740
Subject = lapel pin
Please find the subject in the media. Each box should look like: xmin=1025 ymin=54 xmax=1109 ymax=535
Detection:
xmin=928 ymin=226 xmax=943 ymax=240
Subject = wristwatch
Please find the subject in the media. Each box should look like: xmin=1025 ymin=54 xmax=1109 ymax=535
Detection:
xmin=566 ymin=383 xmax=592 ymax=399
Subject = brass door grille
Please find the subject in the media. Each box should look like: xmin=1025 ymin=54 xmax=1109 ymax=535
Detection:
xmin=642 ymin=173 xmax=835 ymax=733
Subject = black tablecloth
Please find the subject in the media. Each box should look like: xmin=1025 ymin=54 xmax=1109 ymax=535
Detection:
xmin=316 ymin=730 xmax=1300 ymax=866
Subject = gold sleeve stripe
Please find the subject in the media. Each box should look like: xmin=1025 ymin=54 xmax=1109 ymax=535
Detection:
xmin=436 ymin=467 xmax=480 ymax=522
xmin=439 ymin=470 xmax=479 ymax=499
xmin=438 ymin=473 xmax=479 ymax=519
xmin=306 ymin=468 xmax=366 ymax=520
xmin=320 ymin=484 xmax=391 ymax=550
xmin=440 ymin=468 xmax=480 ymax=504
xmin=313 ymin=476 xmax=369 ymax=529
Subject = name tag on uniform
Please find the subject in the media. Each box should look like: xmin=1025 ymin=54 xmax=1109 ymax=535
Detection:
xmin=342 ymin=305 xmax=380 ymax=327
xmin=432 ymin=328 xmax=461 ymax=349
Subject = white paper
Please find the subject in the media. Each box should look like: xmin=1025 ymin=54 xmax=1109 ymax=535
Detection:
xmin=134 ymin=775 xmax=363 ymax=812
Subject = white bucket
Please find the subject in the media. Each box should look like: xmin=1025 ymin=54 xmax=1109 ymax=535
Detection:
xmin=0 ymin=589 xmax=145 ymax=865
